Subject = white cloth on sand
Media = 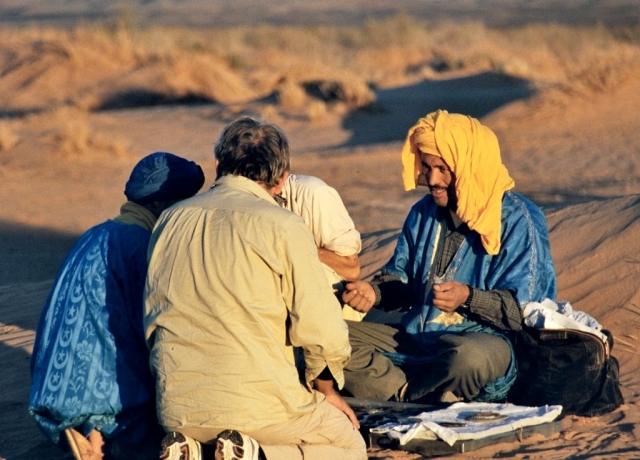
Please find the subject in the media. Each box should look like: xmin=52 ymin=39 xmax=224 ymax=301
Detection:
xmin=372 ymin=402 xmax=562 ymax=446
xmin=522 ymin=298 xmax=606 ymax=342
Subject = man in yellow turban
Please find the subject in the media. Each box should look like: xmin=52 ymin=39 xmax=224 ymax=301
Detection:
xmin=340 ymin=110 xmax=557 ymax=403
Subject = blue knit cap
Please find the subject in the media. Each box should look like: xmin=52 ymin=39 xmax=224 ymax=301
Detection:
xmin=124 ymin=152 xmax=205 ymax=204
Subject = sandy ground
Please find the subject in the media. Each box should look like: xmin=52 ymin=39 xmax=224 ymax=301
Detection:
xmin=1 ymin=7 xmax=640 ymax=460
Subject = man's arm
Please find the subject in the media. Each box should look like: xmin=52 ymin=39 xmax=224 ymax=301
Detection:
xmin=282 ymin=218 xmax=351 ymax=390
xmin=432 ymin=282 xmax=522 ymax=331
xmin=287 ymin=175 xmax=362 ymax=280
xmin=464 ymin=288 xmax=522 ymax=330
xmin=342 ymin=272 xmax=413 ymax=313
xmin=318 ymin=248 xmax=360 ymax=281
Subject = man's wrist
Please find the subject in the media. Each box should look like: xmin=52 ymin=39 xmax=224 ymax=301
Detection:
xmin=463 ymin=285 xmax=474 ymax=307
xmin=371 ymin=283 xmax=382 ymax=305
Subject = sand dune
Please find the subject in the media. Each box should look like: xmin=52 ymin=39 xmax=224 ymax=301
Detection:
xmin=1 ymin=11 xmax=639 ymax=460
xmin=2 ymin=195 xmax=638 ymax=459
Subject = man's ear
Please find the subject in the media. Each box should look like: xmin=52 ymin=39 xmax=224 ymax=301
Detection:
xmin=271 ymin=171 xmax=290 ymax=196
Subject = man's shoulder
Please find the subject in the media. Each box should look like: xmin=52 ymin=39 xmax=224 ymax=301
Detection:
xmin=502 ymin=191 xmax=547 ymax=225
xmin=288 ymin=174 xmax=328 ymax=189
xmin=286 ymin=174 xmax=335 ymax=200
xmin=84 ymin=219 xmax=141 ymax=240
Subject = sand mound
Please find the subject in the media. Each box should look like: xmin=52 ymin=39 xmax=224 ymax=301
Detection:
xmin=546 ymin=195 xmax=640 ymax=373
xmin=0 ymin=28 xmax=255 ymax=113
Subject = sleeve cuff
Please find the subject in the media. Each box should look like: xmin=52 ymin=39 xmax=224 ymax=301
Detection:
xmin=464 ymin=285 xmax=474 ymax=307
xmin=371 ymin=283 xmax=382 ymax=305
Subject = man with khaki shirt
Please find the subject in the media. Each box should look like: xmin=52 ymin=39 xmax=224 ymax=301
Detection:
xmin=144 ymin=116 xmax=367 ymax=460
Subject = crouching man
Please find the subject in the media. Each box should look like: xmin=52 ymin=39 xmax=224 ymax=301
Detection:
xmin=144 ymin=117 xmax=367 ymax=460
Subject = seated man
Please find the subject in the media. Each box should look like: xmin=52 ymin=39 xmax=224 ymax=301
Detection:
xmin=341 ymin=110 xmax=557 ymax=404
xmin=29 ymin=152 xmax=205 ymax=459
xmin=144 ymin=117 xmax=367 ymax=460
xmin=277 ymin=173 xmax=363 ymax=321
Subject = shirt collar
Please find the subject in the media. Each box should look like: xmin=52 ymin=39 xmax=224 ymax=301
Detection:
xmin=214 ymin=175 xmax=279 ymax=204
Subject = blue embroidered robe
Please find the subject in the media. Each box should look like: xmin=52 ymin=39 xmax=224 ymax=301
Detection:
xmin=29 ymin=220 xmax=157 ymax=447
xmin=383 ymin=191 xmax=557 ymax=400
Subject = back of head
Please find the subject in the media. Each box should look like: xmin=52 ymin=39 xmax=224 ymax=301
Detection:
xmin=124 ymin=151 xmax=205 ymax=208
xmin=214 ymin=116 xmax=290 ymax=188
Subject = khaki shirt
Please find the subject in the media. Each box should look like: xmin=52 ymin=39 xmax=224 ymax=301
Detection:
xmin=144 ymin=176 xmax=351 ymax=433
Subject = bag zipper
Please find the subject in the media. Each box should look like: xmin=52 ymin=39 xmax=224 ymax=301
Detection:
xmin=538 ymin=328 xmax=610 ymax=362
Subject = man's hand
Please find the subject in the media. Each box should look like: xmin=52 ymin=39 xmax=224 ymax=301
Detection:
xmin=341 ymin=280 xmax=375 ymax=313
xmin=313 ymin=378 xmax=360 ymax=429
xmin=432 ymin=281 xmax=470 ymax=313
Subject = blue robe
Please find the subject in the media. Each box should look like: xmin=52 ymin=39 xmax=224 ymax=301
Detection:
xmin=383 ymin=191 xmax=557 ymax=400
xmin=29 ymin=219 xmax=158 ymax=447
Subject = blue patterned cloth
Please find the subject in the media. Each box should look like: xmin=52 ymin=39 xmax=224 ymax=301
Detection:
xmin=29 ymin=219 xmax=159 ymax=448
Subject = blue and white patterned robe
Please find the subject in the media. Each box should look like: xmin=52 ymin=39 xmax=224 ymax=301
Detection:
xmin=29 ymin=218 xmax=157 ymax=447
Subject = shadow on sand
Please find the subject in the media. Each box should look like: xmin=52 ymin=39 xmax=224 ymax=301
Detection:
xmin=341 ymin=71 xmax=536 ymax=148
xmin=0 ymin=221 xmax=79 ymax=286
xmin=0 ymin=223 xmax=79 ymax=460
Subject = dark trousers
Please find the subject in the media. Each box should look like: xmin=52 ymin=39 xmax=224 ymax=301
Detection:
xmin=343 ymin=321 xmax=511 ymax=402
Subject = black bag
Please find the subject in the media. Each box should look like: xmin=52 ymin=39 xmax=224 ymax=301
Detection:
xmin=508 ymin=327 xmax=623 ymax=417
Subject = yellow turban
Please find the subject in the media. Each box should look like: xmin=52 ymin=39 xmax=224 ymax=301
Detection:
xmin=401 ymin=110 xmax=515 ymax=255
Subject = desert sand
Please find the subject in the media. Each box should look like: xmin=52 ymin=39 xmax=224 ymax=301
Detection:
xmin=1 ymin=2 xmax=639 ymax=459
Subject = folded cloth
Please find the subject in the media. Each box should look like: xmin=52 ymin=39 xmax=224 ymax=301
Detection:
xmin=522 ymin=298 xmax=606 ymax=342
xmin=372 ymin=402 xmax=562 ymax=446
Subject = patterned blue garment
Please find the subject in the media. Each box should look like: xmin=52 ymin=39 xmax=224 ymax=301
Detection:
xmin=29 ymin=219 xmax=158 ymax=448
xmin=383 ymin=191 xmax=557 ymax=400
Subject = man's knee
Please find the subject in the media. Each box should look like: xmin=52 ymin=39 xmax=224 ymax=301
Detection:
xmin=439 ymin=333 xmax=510 ymax=383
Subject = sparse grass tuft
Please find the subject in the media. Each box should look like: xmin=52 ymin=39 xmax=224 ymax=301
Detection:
xmin=52 ymin=111 xmax=130 ymax=158
xmin=0 ymin=122 xmax=19 ymax=151
xmin=276 ymin=79 xmax=309 ymax=109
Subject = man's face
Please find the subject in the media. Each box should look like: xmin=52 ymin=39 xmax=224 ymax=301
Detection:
xmin=419 ymin=153 xmax=457 ymax=209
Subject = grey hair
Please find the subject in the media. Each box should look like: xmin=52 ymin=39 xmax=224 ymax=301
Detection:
xmin=214 ymin=116 xmax=291 ymax=188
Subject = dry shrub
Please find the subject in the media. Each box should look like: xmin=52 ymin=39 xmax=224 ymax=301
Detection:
xmin=494 ymin=58 xmax=532 ymax=80
xmin=302 ymin=77 xmax=375 ymax=109
xmin=568 ymin=54 xmax=640 ymax=94
xmin=146 ymin=52 xmax=255 ymax=104
xmin=275 ymin=79 xmax=309 ymax=109
xmin=305 ymin=100 xmax=329 ymax=123
xmin=496 ymin=23 xmax=640 ymax=88
xmin=339 ymin=13 xmax=430 ymax=49
xmin=0 ymin=122 xmax=19 ymax=151
xmin=0 ymin=27 xmax=140 ymax=112
xmin=0 ymin=24 xmax=253 ymax=113
xmin=51 ymin=109 xmax=130 ymax=158
xmin=2 ymin=17 xmax=639 ymax=115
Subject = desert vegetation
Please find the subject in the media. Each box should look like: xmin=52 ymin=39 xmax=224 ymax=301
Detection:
xmin=0 ymin=14 xmax=639 ymax=158
xmin=2 ymin=14 xmax=639 ymax=111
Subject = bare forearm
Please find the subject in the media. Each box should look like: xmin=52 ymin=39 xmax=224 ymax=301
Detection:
xmin=318 ymin=248 xmax=360 ymax=281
